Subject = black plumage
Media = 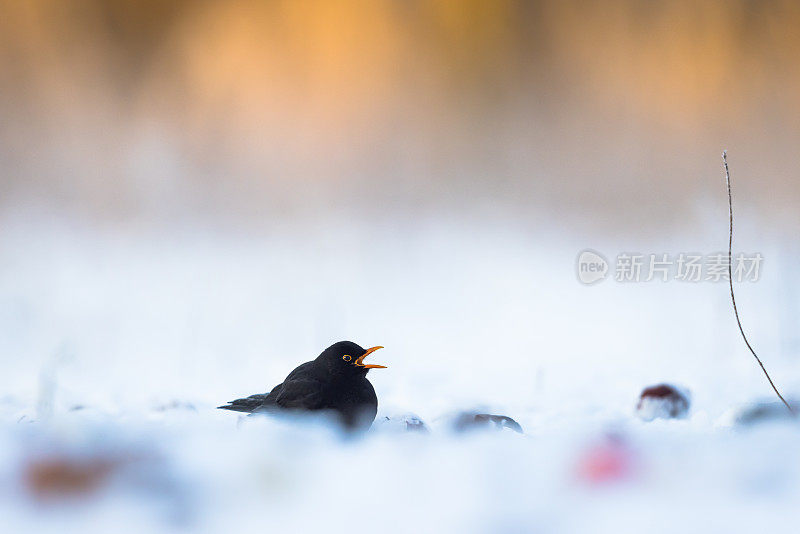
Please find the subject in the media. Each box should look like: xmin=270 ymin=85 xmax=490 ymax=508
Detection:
xmin=218 ymin=341 xmax=386 ymax=431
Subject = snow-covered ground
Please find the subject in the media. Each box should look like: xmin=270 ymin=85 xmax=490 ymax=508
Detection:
xmin=1 ymin=215 xmax=799 ymax=533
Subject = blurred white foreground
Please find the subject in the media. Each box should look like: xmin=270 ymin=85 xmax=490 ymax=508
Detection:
xmin=1 ymin=216 xmax=800 ymax=533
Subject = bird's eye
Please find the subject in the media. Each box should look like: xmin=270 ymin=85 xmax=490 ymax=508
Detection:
xmin=342 ymin=355 xmax=352 ymax=362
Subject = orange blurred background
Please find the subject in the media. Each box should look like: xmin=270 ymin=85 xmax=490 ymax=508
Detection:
xmin=1 ymin=0 xmax=800 ymax=233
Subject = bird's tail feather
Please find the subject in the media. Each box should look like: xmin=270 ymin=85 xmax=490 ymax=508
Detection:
xmin=217 ymin=393 xmax=270 ymax=413
xmin=217 ymin=404 xmax=254 ymax=412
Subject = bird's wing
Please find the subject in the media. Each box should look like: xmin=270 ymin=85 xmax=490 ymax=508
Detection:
xmin=274 ymin=379 xmax=325 ymax=410
xmin=283 ymin=361 xmax=316 ymax=381
xmin=218 ymin=361 xmax=319 ymax=413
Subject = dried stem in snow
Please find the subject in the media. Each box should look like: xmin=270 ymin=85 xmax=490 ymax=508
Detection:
xmin=723 ymin=150 xmax=794 ymax=415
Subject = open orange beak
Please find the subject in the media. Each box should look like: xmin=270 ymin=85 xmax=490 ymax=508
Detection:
xmin=355 ymin=346 xmax=387 ymax=369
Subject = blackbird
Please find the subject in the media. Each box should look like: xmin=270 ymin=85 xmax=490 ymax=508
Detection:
xmin=218 ymin=341 xmax=386 ymax=430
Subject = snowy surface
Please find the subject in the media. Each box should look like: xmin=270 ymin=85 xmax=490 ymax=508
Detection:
xmin=2 ymin=216 xmax=800 ymax=533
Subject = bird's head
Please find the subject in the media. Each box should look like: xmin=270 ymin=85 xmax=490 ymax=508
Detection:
xmin=317 ymin=341 xmax=387 ymax=377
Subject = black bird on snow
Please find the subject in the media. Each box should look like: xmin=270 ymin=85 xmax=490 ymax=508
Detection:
xmin=218 ymin=341 xmax=387 ymax=431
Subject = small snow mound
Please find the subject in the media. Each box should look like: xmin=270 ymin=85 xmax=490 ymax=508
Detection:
xmin=451 ymin=412 xmax=523 ymax=434
xmin=373 ymin=413 xmax=429 ymax=434
xmin=635 ymin=384 xmax=691 ymax=421
xmin=735 ymin=399 xmax=800 ymax=426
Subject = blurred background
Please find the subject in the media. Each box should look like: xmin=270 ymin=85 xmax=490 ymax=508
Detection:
xmin=3 ymin=2 xmax=800 ymax=532
xmin=2 ymin=0 xmax=800 ymax=416
xmin=4 ymin=0 xmax=800 ymax=227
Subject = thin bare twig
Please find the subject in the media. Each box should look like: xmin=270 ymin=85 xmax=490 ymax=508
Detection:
xmin=723 ymin=150 xmax=794 ymax=414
